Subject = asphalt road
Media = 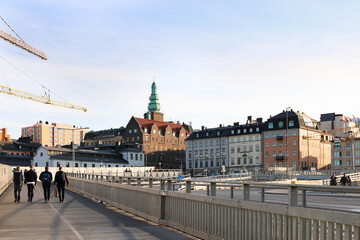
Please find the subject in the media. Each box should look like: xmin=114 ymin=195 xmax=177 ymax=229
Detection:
xmin=0 ymin=184 xmax=193 ymax=240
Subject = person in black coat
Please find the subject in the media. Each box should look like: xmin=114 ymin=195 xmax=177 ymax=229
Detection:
xmin=39 ymin=166 xmax=53 ymax=203
xmin=24 ymin=165 xmax=37 ymax=202
xmin=13 ymin=166 xmax=23 ymax=202
xmin=54 ymin=167 xmax=69 ymax=202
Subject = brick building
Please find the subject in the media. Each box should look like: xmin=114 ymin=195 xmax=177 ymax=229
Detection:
xmin=0 ymin=128 xmax=10 ymax=141
xmin=123 ymin=82 xmax=192 ymax=168
xmin=262 ymin=110 xmax=332 ymax=170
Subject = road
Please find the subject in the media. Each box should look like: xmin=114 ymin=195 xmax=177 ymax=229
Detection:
xmin=0 ymin=184 xmax=193 ymax=240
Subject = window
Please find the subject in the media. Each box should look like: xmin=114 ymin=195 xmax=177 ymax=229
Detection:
xmin=272 ymin=151 xmax=276 ymax=158
xmin=129 ymin=130 xmax=132 ymax=133
xmin=279 ymin=162 xmax=282 ymax=167
xmin=278 ymin=151 xmax=283 ymax=156
xmin=237 ymin=146 xmax=241 ymax=153
xmin=292 ymin=130 xmax=297 ymax=136
xmin=334 ymin=152 xmax=340 ymax=157
xmin=57 ymin=162 xmax=60 ymax=167
xmin=265 ymin=162 xmax=269 ymax=168
xmin=265 ymin=133 xmax=269 ymax=139
xmin=66 ymin=162 xmax=70 ymax=167
xmin=92 ymin=164 xmax=95 ymax=167
xmin=75 ymin=163 xmax=79 ymax=167
xmin=134 ymin=129 xmax=137 ymax=133
xmin=356 ymin=151 xmax=360 ymax=156
xmin=268 ymin=123 xmax=273 ymax=129
xmin=35 ymin=163 xmax=38 ymax=167
xmin=292 ymin=150 xmax=297 ymax=157
xmin=272 ymin=132 xmax=276 ymax=138
xmin=292 ymin=161 xmax=296 ymax=167
xmin=289 ymin=121 xmax=294 ymax=127
xmin=231 ymin=130 xmax=234 ymax=134
xmin=278 ymin=121 xmax=284 ymax=128
xmin=346 ymin=151 xmax=351 ymax=157
xmin=334 ymin=160 xmax=341 ymax=166
xmin=230 ymin=147 xmax=235 ymax=154
xmin=292 ymin=140 xmax=296 ymax=146
xmin=153 ymin=129 xmax=156 ymax=134
xmin=40 ymin=152 xmax=43 ymax=157
xmin=237 ymin=129 xmax=241 ymax=134
xmin=130 ymin=153 xmax=133 ymax=160
xmin=346 ymin=142 xmax=351 ymax=148
xmin=256 ymin=127 xmax=260 ymax=132
xmin=249 ymin=128 xmax=253 ymax=133
xmin=84 ymin=163 xmax=87 ymax=167
xmin=272 ymin=142 xmax=276 ymax=147
xmin=265 ymin=152 xmax=269 ymax=158
xmin=217 ymin=131 xmax=220 ymax=136
xmin=243 ymin=129 xmax=247 ymax=133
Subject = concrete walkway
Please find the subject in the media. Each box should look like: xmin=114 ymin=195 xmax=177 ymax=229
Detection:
xmin=0 ymin=184 xmax=193 ymax=240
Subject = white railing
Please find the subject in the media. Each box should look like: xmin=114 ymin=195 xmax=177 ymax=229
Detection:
xmin=68 ymin=173 xmax=360 ymax=240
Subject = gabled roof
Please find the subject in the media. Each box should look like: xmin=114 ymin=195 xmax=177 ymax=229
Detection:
xmin=134 ymin=117 xmax=190 ymax=135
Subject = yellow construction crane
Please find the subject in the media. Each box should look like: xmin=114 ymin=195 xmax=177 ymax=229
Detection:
xmin=0 ymin=16 xmax=87 ymax=112
xmin=0 ymin=85 xmax=87 ymax=112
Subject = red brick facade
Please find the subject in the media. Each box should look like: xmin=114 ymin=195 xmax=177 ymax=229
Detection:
xmin=124 ymin=117 xmax=190 ymax=154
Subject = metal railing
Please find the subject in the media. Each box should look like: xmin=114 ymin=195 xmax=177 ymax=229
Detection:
xmin=323 ymin=172 xmax=360 ymax=185
xmin=68 ymin=173 xmax=360 ymax=240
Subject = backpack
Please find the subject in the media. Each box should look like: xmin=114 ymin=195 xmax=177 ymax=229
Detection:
xmin=42 ymin=172 xmax=51 ymax=183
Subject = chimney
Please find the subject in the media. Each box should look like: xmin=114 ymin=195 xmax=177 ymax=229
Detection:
xmin=256 ymin=118 xmax=263 ymax=123
xmin=219 ymin=124 xmax=223 ymax=128
xmin=234 ymin=122 xmax=239 ymax=126
xmin=201 ymin=126 xmax=205 ymax=130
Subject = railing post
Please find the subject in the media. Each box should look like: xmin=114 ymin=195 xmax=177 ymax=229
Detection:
xmin=207 ymin=185 xmax=210 ymax=196
xmin=167 ymin=180 xmax=172 ymax=191
xmin=261 ymin=188 xmax=265 ymax=202
xmin=160 ymin=180 xmax=165 ymax=190
xmin=230 ymin=186 xmax=234 ymax=199
xmin=289 ymin=186 xmax=298 ymax=207
xmin=186 ymin=181 xmax=191 ymax=193
xmin=137 ymin=178 xmax=142 ymax=186
xmin=112 ymin=176 xmax=115 ymax=182
xmin=302 ymin=190 xmax=306 ymax=207
xmin=149 ymin=179 xmax=153 ymax=188
xmin=243 ymin=183 xmax=250 ymax=201
xmin=119 ymin=177 xmax=123 ymax=184
xmin=210 ymin=182 xmax=216 ymax=196
xmin=127 ymin=177 xmax=131 ymax=185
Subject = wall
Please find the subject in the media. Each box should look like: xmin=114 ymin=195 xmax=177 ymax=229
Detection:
xmin=0 ymin=164 xmax=13 ymax=196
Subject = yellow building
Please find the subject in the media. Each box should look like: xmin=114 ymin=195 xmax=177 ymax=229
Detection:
xmin=21 ymin=121 xmax=89 ymax=147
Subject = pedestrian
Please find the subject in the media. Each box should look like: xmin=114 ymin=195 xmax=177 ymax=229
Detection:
xmin=12 ymin=166 xmax=23 ymax=202
xmin=24 ymin=165 xmax=37 ymax=202
xmin=347 ymin=176 xmax=352 ymax=186
xmin=39 ymin=166 xmax=53 ymax=203
xmin=330 ymin=174 xmax=337 ymax=186
xmin=54 ymin=167 xmax=69 ymax=202
xmin=340 ymin=174 xmax=348 ymax=186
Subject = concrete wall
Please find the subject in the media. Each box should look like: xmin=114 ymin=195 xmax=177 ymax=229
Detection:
xmin=0 ymin=164 xmax=13 ymax=196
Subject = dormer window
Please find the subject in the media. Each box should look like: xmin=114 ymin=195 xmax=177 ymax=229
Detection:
xmin=289 ymin=121 xmax=294 ymax=127
xmin=129 ymin=130 xmax=132 ymax=133
xmin=196 ymin=133 xmax=199 ymax=138
xmin=278 ymin=121 xmax=284 ymax=128
xmin=144 ymin=128 xmax=147 ymax=133
xmin=268 ymin=123 xmax=273 ymax=129
xmin=206 ymin=132 xmax=209 ymax=137
xmin=217 ymin=131 xmax=220 ymax=136
xmin=231 ymin=130 xmax=234 ymax=134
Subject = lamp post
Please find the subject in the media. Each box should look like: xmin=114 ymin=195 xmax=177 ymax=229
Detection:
xmin=285 ymin=107 xmax=291 ymax=175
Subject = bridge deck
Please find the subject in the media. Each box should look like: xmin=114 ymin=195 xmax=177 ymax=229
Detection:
xmin=0 ymin=184 xmax=192 ymax=240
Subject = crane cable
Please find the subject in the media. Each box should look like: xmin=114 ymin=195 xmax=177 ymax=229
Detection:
xmin=0 ymin=16 xmax=26 ymax=43
xmin=0 ymin=55 xmax=69 ymax=103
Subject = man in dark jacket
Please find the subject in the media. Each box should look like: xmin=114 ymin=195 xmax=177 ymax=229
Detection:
xmin=340 ymin=174 xmax=348 ymax=186
xmin=39 ymin=166 xmax=53 ymax=203
xmin=54 ymin=167 xmax=69 ymax=202
xmin=13 ymin=166 xmax=23 ymax=202
xmin=24 ymin=165 xmax=37 ymax=202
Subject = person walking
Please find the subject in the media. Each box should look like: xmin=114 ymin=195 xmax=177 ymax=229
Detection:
xmin=330 ymin=174 xmax=337 ymax=186
xmin=340 ymin=174 xmax=348 ymax=186
xmin=24 ymin=165 xmax=37 ymax=202
xmin=13 ymin=166 xmax=23 ymax=202
xmin=39 ymin=166 xmax=53 ymax=203
xmin=54 ymin=167 xmax=69 ymax=202
xmin=347 ymin=175 xmax=352 ymax=186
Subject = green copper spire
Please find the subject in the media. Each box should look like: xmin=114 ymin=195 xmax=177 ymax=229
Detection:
xmin=148 ymin=82 xmax=161 ymax=112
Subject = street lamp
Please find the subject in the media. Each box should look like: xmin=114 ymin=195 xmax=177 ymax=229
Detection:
xmin=285 ymin=107 xmax=291 ymax=175
xmin=57 ymin=126 xmax=89 ymax=171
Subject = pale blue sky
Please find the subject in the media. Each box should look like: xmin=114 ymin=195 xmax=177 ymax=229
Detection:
xmin=1 ymin=1 xmax=360 ymax=138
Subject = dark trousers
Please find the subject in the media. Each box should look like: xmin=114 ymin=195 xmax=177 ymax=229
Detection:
xmin=14 ymin=184 xmax=22 ymax=201
xmin=42 ymin=182 xmax=51 ymax=201
xmin=56 ymin=183 xmax=65 ymax=202
xmin=27 ymin=184 xmax=35 ymax=201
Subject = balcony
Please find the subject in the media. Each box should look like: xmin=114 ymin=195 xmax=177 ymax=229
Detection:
xmin=276 ymin=136 xmax=283 ymax=140
xmin=276 ymin=156 xmax=284 ymax=160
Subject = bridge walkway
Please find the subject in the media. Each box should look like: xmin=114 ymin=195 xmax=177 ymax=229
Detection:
xmin=0 ymin=184 xmax=193 ymax=240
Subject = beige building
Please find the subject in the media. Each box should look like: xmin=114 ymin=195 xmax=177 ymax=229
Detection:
xmin=21 ymin=121 xmax=89 ymax=147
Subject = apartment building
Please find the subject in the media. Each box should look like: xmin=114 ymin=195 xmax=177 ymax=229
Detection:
xmin=262 ymin=110 xmax=332 ymax=170
xmin=21 ymin=121 xmax=89 ymax=147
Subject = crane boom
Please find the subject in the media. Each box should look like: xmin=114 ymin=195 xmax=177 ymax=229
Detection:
xmin=0 ymin=84 xmax=87 ymax=112
xmin=0 ymin=30 xmax=47 ymax=60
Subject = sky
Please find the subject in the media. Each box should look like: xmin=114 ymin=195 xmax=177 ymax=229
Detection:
xmin=1 ymin=1 xmax=360 ymax=138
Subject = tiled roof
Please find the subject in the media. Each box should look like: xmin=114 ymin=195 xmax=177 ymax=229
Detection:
xmin=135 ymin=118 xmax=190 ymax=135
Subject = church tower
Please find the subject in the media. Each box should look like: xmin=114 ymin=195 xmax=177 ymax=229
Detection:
xmin=144 ymin=82 xmax=164 ymax=121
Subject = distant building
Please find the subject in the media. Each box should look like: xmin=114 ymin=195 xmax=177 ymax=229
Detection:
xmin=0 ymin=128 xmax=10 ymax=141
xmin=83 ymin=127 xmax=125 ymax=146
xmin=185 ymin=117 xmax=263 ymax=175
xmin=32 ymin=146 xmax=128 ymax=168
xmin=262 ymin=110 xmax=332 ymax=170
xmin=0 ymin=139 xmax=41 ymax=166
xmin=118 ymin=143 xmax=145 ymax=167
xmin=319 ymin=113 xmax=360 ymax=170
xmin=123 ymin=82 xmax=192 ymax=168
xmin=21 ymin=121 xmax=89 ymax=147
